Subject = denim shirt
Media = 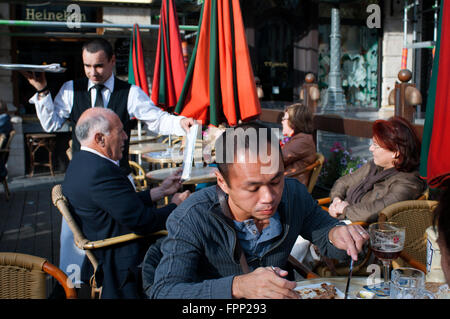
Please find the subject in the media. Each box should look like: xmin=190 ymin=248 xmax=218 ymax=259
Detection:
xmin=233 ymin=211 xmax=282 ymax=259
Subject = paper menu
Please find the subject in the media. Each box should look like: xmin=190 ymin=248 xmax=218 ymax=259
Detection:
xmin=181 ymin=124 xmax=199 ymax=181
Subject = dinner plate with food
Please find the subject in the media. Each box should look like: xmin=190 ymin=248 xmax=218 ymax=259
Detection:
xmin=294 ymin=282 xmax=344 ymax=299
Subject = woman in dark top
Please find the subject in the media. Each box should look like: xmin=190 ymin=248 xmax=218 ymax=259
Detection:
xmin=280 ymin=103 xmax=316 ymax=186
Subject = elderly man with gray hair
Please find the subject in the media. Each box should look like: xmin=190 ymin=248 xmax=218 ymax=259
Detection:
xmin=62 ymin=107 xmax=190 ymax=298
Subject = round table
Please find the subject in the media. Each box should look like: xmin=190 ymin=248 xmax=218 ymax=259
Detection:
xmin=142 ymin=148 xmax=204 ymax=169
xmin=142 ymin=150 xmax=184 ymax=169
xmin=146 ymin=166 xmax=217 ymax=185
xmin=129 ymin=142 xmax=167 ymax=155
xmin=129 ymin=135 xmax=159 ymax=145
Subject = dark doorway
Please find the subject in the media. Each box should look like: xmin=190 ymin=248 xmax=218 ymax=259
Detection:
xmin=13 ymin=38 xmax=84 ymax=115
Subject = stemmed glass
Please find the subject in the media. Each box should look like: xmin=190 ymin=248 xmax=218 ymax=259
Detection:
xmin=368 ymin=222 xmax=406 ymax=295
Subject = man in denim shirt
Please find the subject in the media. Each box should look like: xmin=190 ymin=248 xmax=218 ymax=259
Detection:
xmin=145 ymin=122 xmax=369 ymax=299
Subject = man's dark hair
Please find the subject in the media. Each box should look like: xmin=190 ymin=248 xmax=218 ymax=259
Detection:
xmin=215 ymin=121 xmax=282 ymax=184
xmin=82 ymin=38 xmax=114 ymax=60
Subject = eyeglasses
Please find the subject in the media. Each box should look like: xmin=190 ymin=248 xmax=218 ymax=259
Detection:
xmin=370 ymin=140 xmax=382 ymax=150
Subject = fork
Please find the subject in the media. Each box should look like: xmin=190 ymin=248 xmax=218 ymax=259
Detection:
xmin=344 ymin=259 xmax=354 ymax=299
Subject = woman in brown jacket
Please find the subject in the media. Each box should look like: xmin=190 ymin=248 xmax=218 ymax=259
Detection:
xmin=328 ymin=116 xmax=427 ymax=223
xmin=281 ymin=103 xmax=316 ymax=186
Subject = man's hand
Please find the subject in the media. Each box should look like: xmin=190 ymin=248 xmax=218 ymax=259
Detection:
xmin=231 ymin=267 xmax=299 ymax=299
xmin=148 ymin=169 xmax=182 ymax=202
xmin=20 ymin=71 xmax=47 ymax=91
xmin=180 ymin=117 xmax=196 ymax=133
xmin=159 ymin=168 xmax=182 ymax=196
xmin=171 ymin=190 xmax=190 ymax=206
xmin=328 ymin=224 xmax=369 ymax=261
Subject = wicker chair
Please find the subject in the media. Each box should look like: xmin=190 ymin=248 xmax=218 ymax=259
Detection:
xmin=51 ymin=184 xmax=167 ymax=298
xmin=0 ymin=130 xmax=15 ymax=201
xmin=0 ymin=252 xmax=77 ymax=299
xmin=129 ymin=160 xmax=148 ymax=191
xmin=66 ymin=139 xmax=73 ymax=161
xmin=284 ymin=153 xmax=324 ymax=194
xmin=379 ymin=199 xmax=438 ymax=272
xmin=313 ymin=198 xmax=437 ymax=277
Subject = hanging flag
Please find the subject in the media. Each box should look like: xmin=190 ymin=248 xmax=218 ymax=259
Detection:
xmin=420 ymin=0 xmax=450 ymax=188
xmin=174 ymin=0 xmax=261 ymax=127
xmin=151 ymin=0 xmax=186 ymax=111
xmin=128 ymin=24 xmax=149 ymax=96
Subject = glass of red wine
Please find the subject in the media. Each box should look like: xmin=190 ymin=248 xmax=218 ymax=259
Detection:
xmin=369 ymin=222 xmax=406 ymax=295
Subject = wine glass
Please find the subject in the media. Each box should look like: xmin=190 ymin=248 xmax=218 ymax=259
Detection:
xmin=368 ymin=222 xmax=406 ymax=295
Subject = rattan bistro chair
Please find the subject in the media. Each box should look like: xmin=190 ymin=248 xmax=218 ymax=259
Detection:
xmin=284 ymin=153 xmax=324 ymax=194
xmin=379 ymin=199 xmax=438 ymax=272
xmin=51 ymin=184 xmax=167 ymax=299
xmin=0 ymin=130 xmax=15 ymax=201
xmin=129 ymin=160 xmax=148 ymax=191
xmin=0 ymin=252 xmax=77 ymax=299
xmin=314 ymin=198 xmax=437 ymax=277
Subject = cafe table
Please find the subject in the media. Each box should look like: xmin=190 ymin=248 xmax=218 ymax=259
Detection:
xmin=142 ymin=147 xmax=204 ymax=170
xmin=295 ymin=277 xmax=388 ymax=299
xmin=146 ymin=166 xmax=217 ymax=185
xmin=129 ymin=135 xmax=160 ymax=145
xmin=129 ymin=142 xmax=167 ymax=165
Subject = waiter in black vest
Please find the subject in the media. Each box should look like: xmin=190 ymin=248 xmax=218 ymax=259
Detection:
xmin=22 ymin=38 xmax=195 ymax=176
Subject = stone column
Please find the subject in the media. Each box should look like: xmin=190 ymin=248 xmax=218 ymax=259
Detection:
xmin=322 ymin=6 xmax=346 ymax=111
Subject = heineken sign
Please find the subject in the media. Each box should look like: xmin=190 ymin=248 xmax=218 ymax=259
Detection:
xmin=15 ymin=4 xmax=97 ymax=32
xmin=24 ymin=7 xmax=88 ymax=22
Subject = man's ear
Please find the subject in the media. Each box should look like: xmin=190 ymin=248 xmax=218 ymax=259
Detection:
xmin=94 ymin=132 xmax=105 ymax=147
xmin=215 ymin=170 xmax=229 ymax=195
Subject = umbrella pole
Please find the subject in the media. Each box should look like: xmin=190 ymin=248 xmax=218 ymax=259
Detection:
xmin=138 ymin=120 xmax=142 ymax=165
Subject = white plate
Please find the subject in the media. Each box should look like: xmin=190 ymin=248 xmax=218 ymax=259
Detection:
xmin=294 ymin=281 xmax=345 ymax=299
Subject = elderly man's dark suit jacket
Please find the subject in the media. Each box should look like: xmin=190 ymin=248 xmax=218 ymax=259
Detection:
xmin=62 ymin=150 xmax=175 ymax=299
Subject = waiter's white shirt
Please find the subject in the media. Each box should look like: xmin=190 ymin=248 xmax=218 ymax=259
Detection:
xmin=29 ymin=74 xmax=186 ymax=136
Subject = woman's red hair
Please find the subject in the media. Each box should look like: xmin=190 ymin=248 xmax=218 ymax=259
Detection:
xmin=372 ymin=116 xmax=421 ymax=172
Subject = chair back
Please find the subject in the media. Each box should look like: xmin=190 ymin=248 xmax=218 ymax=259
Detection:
xmin=1 ymin=130 xmax=15 ymax=200
xmin=306 ymin=153 xmax=324 ymax=193
xmin=66 ymin=139 xmax=73 ymax=161
xmin=0 ymin=252 xmax=77 ymax=299
xmin=129 ymin=160 xmax=148 ymax=191
xmin=378 ymin=200 xmax=438 ymax=266
xmin=51 ymin=184 xmax=101 ymax=297
xmin=0 ymin=130 xmax=15 ymax=160
xmin=51 ymin=184 xmax=165 ymax=298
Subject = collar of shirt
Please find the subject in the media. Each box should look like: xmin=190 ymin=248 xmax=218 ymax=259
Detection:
xmin=87 ymin=74 xmax=114 ymax=93
xmin=80 ymin=146 xmax=119 ymax=166
xmin=233 ymin=211 xmax=282 ymax=258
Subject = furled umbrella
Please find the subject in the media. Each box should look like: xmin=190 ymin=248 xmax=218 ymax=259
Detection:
xmin=128 ymin=24 xmax=149 ymax=141
xmin=419 ymin=0 xmax=450 ymax=188
xmin=151 ymin=0 xmax=186 ymax=112
xmin=128 ymin=23 xmax=149 ymax=96
xmin=174 ymin=0 xmax=261 ymax=127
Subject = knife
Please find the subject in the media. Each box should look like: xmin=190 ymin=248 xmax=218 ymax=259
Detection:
xmin=344 ymin=259 xmax=354 ymax=299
